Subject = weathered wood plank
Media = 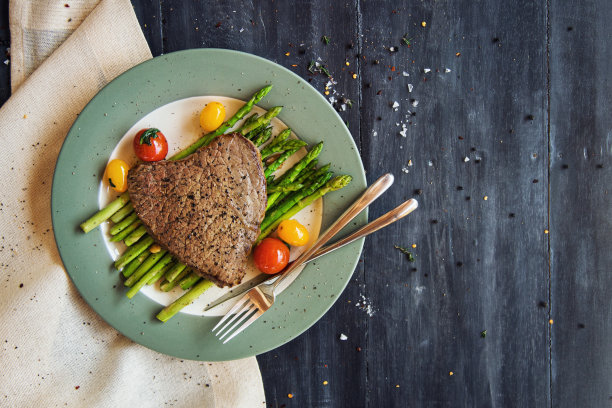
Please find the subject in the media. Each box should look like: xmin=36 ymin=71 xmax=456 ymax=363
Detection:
xmin=160 ymin=1 xmax=365 ymax=407
xmin=550 ymin=1 xmax=612 ymax=406
xmin=132 ymin=0 xmax=164 ymax=57
xmin=358 ymin=1 xmax=549 ymax=406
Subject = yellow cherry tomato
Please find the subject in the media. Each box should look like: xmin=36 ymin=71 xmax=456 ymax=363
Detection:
xmin=199 ymin=102 xmax=226 ymax=132
xmin=105 ymin=159 xmax=130 ymax=193
xmin=277 ymin=219 xmax=310 ymax=247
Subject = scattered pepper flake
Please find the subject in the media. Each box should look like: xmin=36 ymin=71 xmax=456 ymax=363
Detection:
xmin=352 ymin=73 xmax=357 ymax=79
xmin=323 ymin=381 xmax=328 ymax=385
xmin=421 ymin=21 xmax=427 ymax=27
xmin=285 ymin=52 xmax=290 ymax=56
xmin=480 ymin=330 xmax=487 ymax=338
xmin=324 ymin=90 xmax=329 ymax=95
xmin=484 ymin=196 xmax=488 ymax=201
xmin=288 ymin=393 xmax=294 ymax=399
xmin=321 ymin=35 xmax=330 ymax=45
xmin=549 ymin=319 xmax=554 ymax=325
xmin=544 ymin=229 xmax=549 ymax=234
xmin=396 ymin=384 xmax=400 ymax=388
xmin=449 ymin=371 xmax=454 ymax=376
xmin=345 ymin=61 xmax=350 ymax=66
xmin=456 ymin=52 xmax=461 ymax=57
xmin=411 ymin=244 xmax=417 ymax=248
xmin=391 ymin=66 xmax=396 ymax=72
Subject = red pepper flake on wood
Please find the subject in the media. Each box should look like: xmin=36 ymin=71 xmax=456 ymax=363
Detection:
xmin=391 ymin=66 xmax=396 ymax=71
xmin=215 ymin=22 xmax=222 ymax=28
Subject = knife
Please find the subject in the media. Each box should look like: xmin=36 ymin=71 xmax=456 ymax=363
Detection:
xmin=203 ymin=198 xmax=418 ymax=311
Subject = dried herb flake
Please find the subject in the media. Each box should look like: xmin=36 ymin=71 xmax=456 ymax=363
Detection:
xmin=394 ymin=245 xmax=415 ymax=262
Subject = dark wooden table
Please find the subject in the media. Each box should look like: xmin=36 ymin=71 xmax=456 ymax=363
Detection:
xmin=2 ymin=1 xmax=611 ymax=406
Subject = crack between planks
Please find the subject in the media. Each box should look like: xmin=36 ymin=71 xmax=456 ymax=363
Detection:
xmin=355 ymin=0 xmax=369 ymax=407
xmin=545 ymin=0 xmax=553 ymax=407
xmin=159 ymin=0 xmax=165 ymax=54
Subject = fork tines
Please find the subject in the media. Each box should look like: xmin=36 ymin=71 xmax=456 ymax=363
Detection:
xmin=211 ymin=295 xmax=262 ymax=344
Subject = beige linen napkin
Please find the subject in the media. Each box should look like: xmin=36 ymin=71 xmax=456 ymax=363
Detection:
xmin=0 ymin=1 xmax=265 ymax=407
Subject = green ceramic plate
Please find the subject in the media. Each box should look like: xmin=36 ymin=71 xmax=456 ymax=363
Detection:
xmin=51 ymin=49 xmax=366 ymax=361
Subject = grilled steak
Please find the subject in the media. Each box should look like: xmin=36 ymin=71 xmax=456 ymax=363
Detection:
xmin=127 ymin=133 xmax=267 ymax=287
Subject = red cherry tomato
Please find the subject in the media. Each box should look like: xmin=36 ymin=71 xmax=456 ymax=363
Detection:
xmin=133 ymin=128 xmax=168 ymax=161
xmin=253 ymin=238 xmax=290 ymax=274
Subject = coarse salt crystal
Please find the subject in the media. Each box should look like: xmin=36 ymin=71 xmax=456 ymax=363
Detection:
xmin=427 ymin=160 xmax=433 ymax=167
xmin=340 ymin=104 xmax=347 ymax=111
xmin=392 ymin=101 xmax=400 ymax=110
xmin=423 ymin=68 xmax=431 ymax=73
xmin=401 ymin=166 xmax=410 ymax=174
xmin=464 ymin=157 xmax=470 ymax=162
xmin=339 ymin=334 xmax=348 ymax=341
xmin=3 ymin=59 xmax=8 ymax=65
xmin=408 ymin=159 xmax=413 ymax=166
xmin=399 ymin=123 xmax=408 ymax=137
xmin=411 ymin=100 xmax=419 ymax=107
xmin=407 ymin=84 xmax=414 ymax=92
xmin=402 ymin=71 xmax=409 ymax=77
xmin=389 ymin=46 xmax=396 ymax=52
xmin=445 ymin=68 xmax=451 ymax=73
xmin=372 ymin=130 xmax=378 ymax=137
xmin=239 ymin=28 xmax=244 ymax=33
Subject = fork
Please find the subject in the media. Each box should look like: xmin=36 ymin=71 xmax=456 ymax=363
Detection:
xmin=212 ymin=173 xmax=395 ymax=343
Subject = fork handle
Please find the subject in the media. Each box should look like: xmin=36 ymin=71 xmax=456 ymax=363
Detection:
xmin=272 ymin=173 xmax=395 ymax=291
xmin=307 ymin=198 xmax=418 ymax=262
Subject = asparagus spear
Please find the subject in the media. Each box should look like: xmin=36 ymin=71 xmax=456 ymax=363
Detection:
xmin=80 ymin=192 xmax=130 ymax=233
xmin=237 ymin=106 xmax=282 ymax=136
xmin=164 ymin=263 xmax=188 ymax=283
xmin=124 ymin=249 xmax=168 ymax=287
xmin=261 ymin=172 xmax=332 ymax=231
xmin=270 ymin=162 xmax=328 ymax=207
xmin=147 ymin=256 xmax=175 ymax=285
xmin=260 ymin=128 xmax=292 ymax=158
xmin=122 ymin=252 xmax=150 ymax=278
xmin=264 ymin=147 xmax=301 ymax=178
xmin=160 ymin=268 xmax=191 ymax=292
xmin=126 ymin=254 xmax=174 ymax=298
xmin=123 ymin=225 xmax=148 ymax=246
xmin=114 ymin=235 xmax=154 ymax=270
xmin=258 ymin=175 xmax=352 ymax=241
xmin=110 ymin=220 xmax=141 ymax=242
xmin=239 ymin=113 xmax=260 ymax=131
xmin=253 ymin=126 xmax=273 ymax=147
xmin=110 ymin=203 xmax=134 ymax=223
xmin=156 ymin=279 xmax=215 ymax=322
xmin=266 ymin=142 xmax=323 ymax=210
xmin=267 ymin=183 xmax=305 ymax=193
xmin=170 ymin=85 xmax=273 ymax=161
xmin=179 ymin=272 xmax=202 ymax=290
xmin=109 ymin=212 xmax=139 ymax=235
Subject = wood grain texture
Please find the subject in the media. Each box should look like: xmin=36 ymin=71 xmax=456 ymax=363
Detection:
xmin=549 ymin=1 xmax=612 ymax=406
xmin=358 ymin=1 xmax=549 ymax=406
xmin=1 ymin=0 xmax=610 ymax=406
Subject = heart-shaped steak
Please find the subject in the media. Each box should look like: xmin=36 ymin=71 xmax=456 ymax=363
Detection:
xmin=127 ymin=133 xmax=267 ymax=287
